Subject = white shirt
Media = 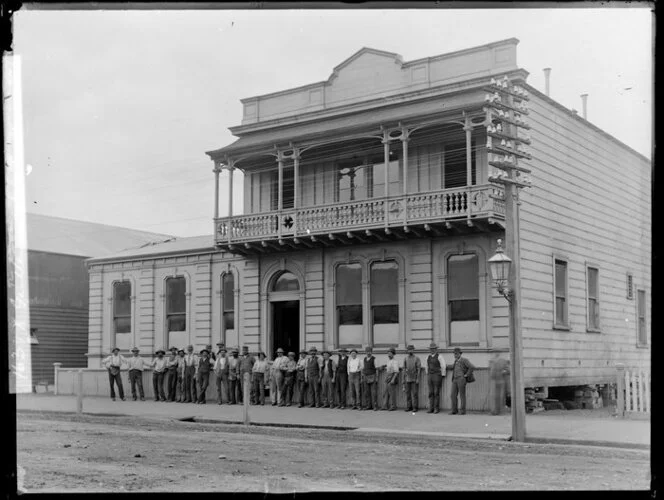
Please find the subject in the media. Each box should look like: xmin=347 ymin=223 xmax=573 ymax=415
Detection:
xmin=214 ymin=356 xmax=228 ymax=372
xmin=347 ymin=357 xmax=363 ymax=374
xmin=102 ymin=354 xmax=126 ymax=369
xmin=424 ymin=353 xmax=447 ymax=375
xmin=385 ymin=358 xmax=400 ymax=374
xmin=127 ymin=356 xmax=147 ymax=371
xmin=184 ymin=353 xmax=198 ymax=367
xmin=271 ymin=355 xmax=288 ymax=372
xmin=151 ymin=357 xmax=169 ymax=373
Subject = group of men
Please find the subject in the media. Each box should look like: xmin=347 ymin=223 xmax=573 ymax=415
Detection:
xmin=102 ymin=342 xmax=478 ymax=413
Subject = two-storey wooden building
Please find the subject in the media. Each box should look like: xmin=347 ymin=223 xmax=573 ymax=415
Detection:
xmin=86 ymin=38 xmax=650 ymax=402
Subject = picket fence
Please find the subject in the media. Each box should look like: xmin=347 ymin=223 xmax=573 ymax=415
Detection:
xmin=616 ymin=364 xmax=650 ymax=416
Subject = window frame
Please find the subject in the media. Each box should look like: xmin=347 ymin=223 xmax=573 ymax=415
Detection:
xmin=334 ymin=261 xmax=364 ymax=348
xmin=165 ymin=276 xmax=187 ymax=333
xmin=443 ymin=140 xmax=477 ymax=189
xmin=585 ymin=264 xmax=601 ymax=333
xmin=552 ymin=255 xmax=570 ymax=330
xmin=447 ymin=252 xmax=480 ymax=347
xmin=221 ymin=272 xmax=236 ymax=342
xmin=626 ymin=272 xmax=634 ymax=300
xmin=112 ymin=280 xmax=132 ymax=335
xmin=369 ymin=260 xmax=400 ymax=347
xmin=636 ymin=288 xmax=647 ymax=347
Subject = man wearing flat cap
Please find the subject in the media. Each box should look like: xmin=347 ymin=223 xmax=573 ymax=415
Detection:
xmin=380 ymin=348 xmax=400 ymax=411
xmin=127 ymin=347 xmax=147 ymax=401
xmin=296 ymin=350 xmax=308 ymax=407
xmin=196 ymin=349 xmax=214 ymax=404
xmin=347 ymin=348 xmax=362 ymax=410
xmin=305 ymin=347 xmax=323 ymax=408
xmin=450 ymin=347 xmax=475 ymax=415
xmin=334 ymin=348 xmax=349 ymax=409
xmin=150 ymin=349 xmax=168 ymax=402
xmin=281 ymin=351 xmax=298 ymax=406
xmin=361 ymin=346 xmax=378 ymax=411
xmin=102 ymin=347 xmax=127 ymax=401
xmin=426 ymin=342 xmax=447 ymax=414
xmin=183 ymin=345 xmax=198 ymax=403
xmin=402 ymin=345 xmax=422 ymax=412
xmin=270 ymin=347 xmax=288 ymax=406
xmin=213 ymin=344 xmax=229 ymax=405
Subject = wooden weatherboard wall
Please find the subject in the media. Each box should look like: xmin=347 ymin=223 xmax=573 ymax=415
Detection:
xmin=517 ymin=86 xmax=651 ymax=387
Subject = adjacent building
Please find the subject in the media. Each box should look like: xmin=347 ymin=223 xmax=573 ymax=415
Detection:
xmin=86 ymin=39 xmax=650 ymax=397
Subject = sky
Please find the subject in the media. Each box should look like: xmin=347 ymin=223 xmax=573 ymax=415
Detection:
xmin=10 ymin=5 xmax=653 ymax=238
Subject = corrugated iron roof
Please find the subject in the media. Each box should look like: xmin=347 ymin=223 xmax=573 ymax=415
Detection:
xmin=86 ymin=234 xmax=216 ymax=263
xmin=23 ymin=213 xmax=175 ymax=258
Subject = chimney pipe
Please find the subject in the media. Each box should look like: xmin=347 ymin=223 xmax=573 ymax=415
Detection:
xmin=580 ymin=94 xmax=588 ymax=120
xmin=543 ymin=68 xmax=551 ymax=96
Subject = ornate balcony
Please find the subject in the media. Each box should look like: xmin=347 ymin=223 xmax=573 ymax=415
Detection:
xmin=215 ymin=184 xmax=505 ymax=255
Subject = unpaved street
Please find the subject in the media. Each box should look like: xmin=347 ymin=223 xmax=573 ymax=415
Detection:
xmin=16 ymin=412 xmax=650 ymax=492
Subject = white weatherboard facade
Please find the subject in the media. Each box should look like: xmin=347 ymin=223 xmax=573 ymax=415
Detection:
xmin=87 ymin=39 xmax=650 ymax=396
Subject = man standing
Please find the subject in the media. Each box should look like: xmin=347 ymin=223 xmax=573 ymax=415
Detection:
xmin=239 ymin=346 xmax=255 ymax=404
xmin=296 ymin=350 xmax=308 ymax=408
xmin=127 ymin=347 xmax=146 ymax=401
xmin=380 ymin=348 xmax=400 ymax=411
xmin=176 ymin=349 xmax=186 ymax=402
xmin=166 ymin=348 xmax=179 ymax=402
xmin=450 ymin=347 xmax=475 ymax=415
xmin=281 ymin=351 xmax=297 ymax=407
xmin=183 ymin=345 xmax=198 ymax=403
xmin=214 ymin=346 xmax=229 ymax=405
xmin=227 ymin=348 xmax=241 ymax=404
xmin=362 ymin=346 xmax=378 ymax=411
xmin=426 ymin=342 xmax=447 ymax=414
xmin=305 ymin=347 xmax=322 ymax=408
xmin=488 ymin=351 xmax=509 ymax=415
xmin=206 ymin=344 xmax=216 ymax=362
xmin=320 ymin=350 xmax=336 ymax=408
xmin=251 ymin=352 xmax=269 ymax=405
xmin=347 ymin=348 xmax=362 ymax=410
xmin=102 ymin=347 xmax=127 ymax=402
xmin=270 ymin=348 xmax=288 ymax=406
xmin=196 ymin=349 xmax=214 ymax=404
xmin=334 ymin=348 xmax=349 ymax=409
xmin=402 ymin=345 xmax=421 ymax=412
xmin=150 ymin=349 xmax=168 ymax=402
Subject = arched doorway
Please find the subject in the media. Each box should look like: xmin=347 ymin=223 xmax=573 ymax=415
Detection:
xmin=269 ymin=271 xmax=301 ymax=356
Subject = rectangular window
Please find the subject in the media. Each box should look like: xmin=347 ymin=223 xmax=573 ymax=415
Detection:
xmin=371 ymin=153 xmax=402 ymax=197
xmin=554 ymin=259 xmax=568 ymax=328
xmin=222 ymin=273 xmax=235 ymax=331
xmin=637 ymin=289 xmax=647 ymax=345
xmin=113 ymin=281 xmax=131 ymax=334
xmin=166 ymin=277 xmax=186 ymax=332
xmin=587 ymin=266 xmax=600 ymax=331
xmin=282 ymin=166 xmax=294 ymax=209
xmin=448 ymin=254 xmax=479 ymax=345
xmin=371 ymin=261 xmax=399 ymax=346
xmin=444 ymin=142 xmax=476 ymax=189
xmin=336 ymin=263 xmax=363 ymax=346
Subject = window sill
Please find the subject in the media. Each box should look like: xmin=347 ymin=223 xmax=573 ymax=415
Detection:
xmin=553 ymin=325 xmax=571 ymax=331
xmin=636 ymin=343 xmax=649 ymax=349
xmin=586 ymin=328 xmax=602 ymax=334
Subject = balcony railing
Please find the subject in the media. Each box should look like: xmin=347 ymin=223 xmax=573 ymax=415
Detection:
xmin=215 ymin=184 xmax=504 ymax=245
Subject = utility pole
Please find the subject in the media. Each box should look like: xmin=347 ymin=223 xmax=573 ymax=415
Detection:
xmin=484 ymin=76 xmax=532 ymax=442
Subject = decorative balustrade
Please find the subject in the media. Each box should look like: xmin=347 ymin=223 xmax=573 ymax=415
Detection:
xmin=215 ymin=184 xmax=504 ymax=244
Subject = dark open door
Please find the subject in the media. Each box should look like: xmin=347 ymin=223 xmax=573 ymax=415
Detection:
xmin=272 ymin=300 xmax=299 ymax=356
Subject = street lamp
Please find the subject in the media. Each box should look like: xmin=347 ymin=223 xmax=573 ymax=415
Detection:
xmin=488 ymin=239 xmax=513 ymax=301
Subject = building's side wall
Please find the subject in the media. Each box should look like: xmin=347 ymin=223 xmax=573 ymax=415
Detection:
xmin=519 ymin=90 xmax=651 ymax=386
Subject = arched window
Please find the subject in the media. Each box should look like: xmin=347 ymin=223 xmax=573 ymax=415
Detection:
xmin=336 ymin=263 xmax=362 ymax=346
xmin=273 ymin=271 xmax=299 ymax=292
xmin=222 ymin=273 xmax=235 ymax=342
xmin=448 ymin=254 xmax=479 ymax=345
xmin=371 ymin=261 xmax=399 ymax=345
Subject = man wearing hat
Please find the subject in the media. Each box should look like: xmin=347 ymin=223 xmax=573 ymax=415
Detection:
xmin=102 ymin=347 xmax=127 ymax=401
xmin=206 ymin=344 xmax=216 ymax=362
xmin=127 ymin=347 xmax=147 ymax=401
xmin=176 ymin=349 xmax=186 ymax=402
xmin=450 ymin=347 xmax=475 ymax=415
xmin=426 ymin=343 xmax=447 ymax=414
xmin=213 ymin=344 xmax=229 ymax=405
xmin=183 ymin=345 xmax=198 ymax=403
xmin=380 ymin=348 xmax=400 ymax=411
xmin=196 ymin=348 xmax=214 ymax=404
xmin=402 ymin=345 xmax=422 ymax=412
xmin=295 ymin=350 xmax=308 ymax=408
xmin=347 ymin=348 xmax=362 ymax=410
xmin=320 ymin=350 xmax=336 ymax=408
xmin=239 ymin=346 xmax=256 ymax=404
xmin=281 ymin=351 xmax=298 ymax=406
xmin=165 ymin=347 xmax=180 ymax=402
xmin=305 ymin=347 xmax=323 ymax=408
xmin=270 ymin=347 xmax=288 ymax=406
xmin=251 ymin=352 xmax=269 ymax=405
xmin=361 ymin=346 xmax=378 ymax=411
xmin=227 ymin=347 xmax=241 ymax=404
xmin=150 ymin=349 xmax=169 ymax=402
xmin=333 ymin=348 xmax=349 ymax=409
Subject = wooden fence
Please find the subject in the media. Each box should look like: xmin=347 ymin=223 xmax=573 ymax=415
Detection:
xmin=54 ymin=364 xmax=492 ymax=411
xmin=615 ymin=364 xmax=650 ymax=417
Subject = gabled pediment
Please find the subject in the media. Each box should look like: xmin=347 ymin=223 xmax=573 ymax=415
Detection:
xmin=327 ymin=47 xmax=404 ymax=83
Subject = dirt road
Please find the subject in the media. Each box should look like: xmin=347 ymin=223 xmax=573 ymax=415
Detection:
xmin=16 ymin=411 xmax=650 ymax=492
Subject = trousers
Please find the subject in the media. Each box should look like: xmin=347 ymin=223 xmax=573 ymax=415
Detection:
xmin=281 ymin=374 xmax=295 ymax=405
xmin=296 ymin=377 xmax=307 ymax=406
xmin=320 ymin=375 xmax=334 ymax=406
xmin=405 ymin=381 xmax=419 ymax=410
xmin=197 ymin=371 xmax=210 ymax=403
xmin=335 ymin=373 xmax=348 ymax=408
xmin=307 ymin=375 xmax=320 ymax=407
xmin=108 ymin=369 xmax=124 ymax=399
xmin=348 ymin=372 xmax=361 ymax=407
xmin=490 ymin=379 xmax=506 ymax=415
xmin=270 ymin=370 xmax=284 ymax=404
xmin=451 ymin=377 xmax=467 ymax=413
xmin=184 ymin=366 xmax=197 ymax=402
xmin=215 ymin=372 xmax=228 ymax=403
xmin=229 ymin=378 xmax=240 ymax=404
xmin=383 ymin=380 xmax=397 ymax=410
xmin=252 ymin=373 xmax=266 ymax=404
xmin=177 ymin=372 xmax=185 ymax=401
xmin=428 ymin=373 xmax=443 ymax=411
xmin=128 ymin=369 xmax=144 ymax=399
xmin=363 ymin=378 xmax=378 ymax=410
xmin=152 ymin=371 xmax=166 ymax=400
xmin=166 ymin=368 xmax=178 ymax=401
